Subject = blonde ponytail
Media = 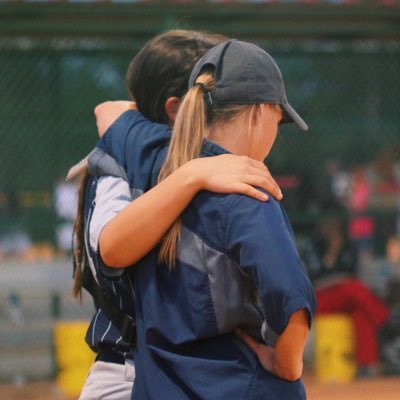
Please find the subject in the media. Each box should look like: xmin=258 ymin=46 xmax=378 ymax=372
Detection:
xmin=158 ymin=74 xmax=213 ymax=267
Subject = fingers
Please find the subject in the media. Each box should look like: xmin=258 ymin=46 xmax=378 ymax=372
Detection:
xmin=241 ymin=172 xmax=282 ymax=201
xmin=235 ymin=328 xmax=261 ymax=353
xmin=261 ymin=167 xmax=283 ymax=200
xmin=247 ymin=157 xmax=268 ymax=171
xmin=195 ymin=155 xmax=282 ymax=201
xmin=235 ymin=184 xmax=269 ymax=202
xmin=242 ymin=159 xmax=283 ymax=201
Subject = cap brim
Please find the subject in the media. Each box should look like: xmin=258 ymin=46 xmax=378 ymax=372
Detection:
xmin=281 ymin=102 xmax=308 ymax=131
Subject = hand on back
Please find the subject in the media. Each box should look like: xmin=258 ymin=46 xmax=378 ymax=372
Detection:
xmin=185 ymin=155 xmax=283 ymax=202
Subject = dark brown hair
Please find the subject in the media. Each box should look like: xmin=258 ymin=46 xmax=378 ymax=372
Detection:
xmin=72 ymin=30 xmax=228 ymax=298
xmin=126 ymin=29 xmax=227 ymax=124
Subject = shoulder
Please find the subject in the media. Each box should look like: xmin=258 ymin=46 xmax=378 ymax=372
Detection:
xmin=104 ymin=109 xmax=170 ymax=141
xmin=223 ymin=191 xmax=285 ymax=226
xmin=222 ymin=191 xmax=296 ymax=248
xmin=98 ymin=109 xmax=145 ymax=147
xmin=97 ymin=109 xmax=171 ymax=165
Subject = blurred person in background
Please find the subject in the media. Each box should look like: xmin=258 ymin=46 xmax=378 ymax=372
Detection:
xmin=73 ymin=30 xmax=283 ymax=400
xmin=307 ymin=216 xmax=390 ymax=377
xmin=326 ymin=160 xmax=350 ymax=208
xmin=379 ymin=235 xmax=400 ymax=375
xmin=54 ymin=177 xmax=78 ymax=256
xmin=347 ymin=164 xmax=375 ymax=266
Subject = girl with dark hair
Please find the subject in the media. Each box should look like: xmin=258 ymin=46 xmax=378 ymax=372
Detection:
xmin=74 ymin=31 xmax=283 ymax=400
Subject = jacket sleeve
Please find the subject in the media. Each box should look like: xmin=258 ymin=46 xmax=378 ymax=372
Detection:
xmin=224 ymin=194 xmax=317 ymax=342
xmin=96 ymin=110 xmax=171 ymax=191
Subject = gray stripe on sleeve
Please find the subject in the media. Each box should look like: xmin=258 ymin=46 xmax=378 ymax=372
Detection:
xmin=88 ymin=147 xmax=128 ymax=180
xmin=177 ymin=227 xmax=263 ymax=335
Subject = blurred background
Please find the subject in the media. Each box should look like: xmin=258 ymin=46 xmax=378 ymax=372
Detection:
xmin=0 ymin=0 xmax=400 ymax=399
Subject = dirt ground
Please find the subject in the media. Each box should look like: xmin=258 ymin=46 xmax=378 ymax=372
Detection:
xmin=1 ymin=374 xmax=399 ymax=400
xmin=304 ymin=373 xmax=400 ymax=400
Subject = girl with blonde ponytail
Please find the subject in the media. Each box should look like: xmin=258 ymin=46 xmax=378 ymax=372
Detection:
xmin=157 ymin=72 xmax=259 ymax=266
xmin=131 ymin=40 xmax=317 ymax=400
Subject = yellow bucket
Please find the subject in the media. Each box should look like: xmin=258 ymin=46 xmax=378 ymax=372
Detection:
xmin=54 ymin=320 xmax=95 ymax=397
xmin=314 ymin=314 xmax=356 ymax=382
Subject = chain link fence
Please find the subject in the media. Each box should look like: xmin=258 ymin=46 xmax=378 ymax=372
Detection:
xmin=1 ymin=37 xmax=399 ymax=253
xmin=1 ymin=2 xmax=399 ymax=391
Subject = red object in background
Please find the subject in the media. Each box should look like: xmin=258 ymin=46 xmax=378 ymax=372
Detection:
xmin=376 ymin=181 xmax=400 ymax=195
xmin=349 ymin=169 xmax=370 ymax=213
xmin=316 ymin=278 xmax=390 ymax=367
xmin=349 ymin=217 xmax=375 ymax=239
xmin=275 ymin=175 xmax=301 ymax=190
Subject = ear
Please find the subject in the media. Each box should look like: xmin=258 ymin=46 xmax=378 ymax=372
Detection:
xmin=165 ymin=97 xmax=180 ymax=124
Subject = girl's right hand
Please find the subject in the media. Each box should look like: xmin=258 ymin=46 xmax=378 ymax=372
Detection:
xmin=185 ymin=155 xmax=283 ymax=202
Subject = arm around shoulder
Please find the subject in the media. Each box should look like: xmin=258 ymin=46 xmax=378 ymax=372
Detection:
xmin=98 ymin=156 xmax=285 ymax=268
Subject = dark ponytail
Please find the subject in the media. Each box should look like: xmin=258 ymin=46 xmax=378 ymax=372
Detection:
xmin=71 ymin=171 xmax=89 ymax=300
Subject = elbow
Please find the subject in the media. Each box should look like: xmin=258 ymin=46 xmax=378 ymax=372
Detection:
xmin=94 ymin=101 xmax=111 ymax=117
xmin=277 ymin=362 xmax=303 ymax=382
xmin=93 ymin=101 xmax=113 ymax=138
xmin=100 ymin=245 xmax=122 ymax=268
xmin=99 ymin=223 xmax=142 ymax=268
xmin=99 ymin=230 xmax=127 ymax=268
xmin=280 ymin=370 xmax=302 ymax=382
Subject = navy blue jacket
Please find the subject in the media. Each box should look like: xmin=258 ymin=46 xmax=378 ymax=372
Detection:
xmin=93 ymin=110 xmax=317 ymax=399
xmin=83 ymin=111 xmax=171 ymax=359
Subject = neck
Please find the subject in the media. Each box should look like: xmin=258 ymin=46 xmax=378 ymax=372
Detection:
xmin=208 ymin=120 xmax=250 ymax=157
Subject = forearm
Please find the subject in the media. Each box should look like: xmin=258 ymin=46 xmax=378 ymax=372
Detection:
xmin=269 ymin=346 xmax=304 ymax=382
xmin=99 ymin=164 xmax=200 ymax=267
xmin=269 ymin=309 xmax=309 ymax=381
xmin=235 ymin=308 xmax=309 ymax=382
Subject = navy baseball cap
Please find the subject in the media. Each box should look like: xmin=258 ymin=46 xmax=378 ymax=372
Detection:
xmin=189 ymin=39 xmax=308 ymax=131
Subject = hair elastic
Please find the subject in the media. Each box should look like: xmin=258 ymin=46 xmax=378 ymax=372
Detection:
xmin=194 ymin=82 xmax=213 ymax=105
xmin=193 ymin=82 xmax=207 ymax=90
